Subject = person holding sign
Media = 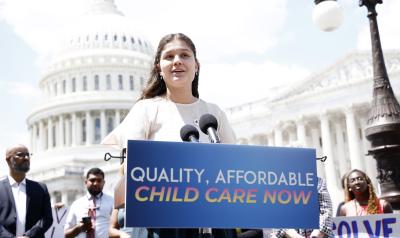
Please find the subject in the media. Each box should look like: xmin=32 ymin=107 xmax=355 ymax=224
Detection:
xmin=102 ymin=33 xmax=236 ymax=238
xmin=338 ymin=169 xmax=393 ymax=216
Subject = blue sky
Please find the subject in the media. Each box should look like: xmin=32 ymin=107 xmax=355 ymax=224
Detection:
xmin=1 ymin=0 xmax=400 ymax=176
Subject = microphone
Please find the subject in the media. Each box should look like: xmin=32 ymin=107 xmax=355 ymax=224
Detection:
xmin=199 ymin=114 xmax=220 ymax=143
xmin=180 ymin=124 xmax=200 ymax=142
xmin=181 ymin=123 xmax=213 ymax=237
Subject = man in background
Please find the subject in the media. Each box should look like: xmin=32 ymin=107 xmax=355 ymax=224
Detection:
xmin=0 ymin=144 xmax=53 ymax=238
xmin=64 ymin=168 xmax=113 ymax=238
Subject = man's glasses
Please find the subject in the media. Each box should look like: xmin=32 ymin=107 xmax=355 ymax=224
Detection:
xmin=13 ymin=152 xmax=32 ymax=159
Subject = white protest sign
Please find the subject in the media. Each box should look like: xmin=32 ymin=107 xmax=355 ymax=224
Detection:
xmin=332 ymin=213 xmax=399 ymax=238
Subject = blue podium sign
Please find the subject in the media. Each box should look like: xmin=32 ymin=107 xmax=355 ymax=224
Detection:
xmin=126 ymin=140 xmax=319 ymax=229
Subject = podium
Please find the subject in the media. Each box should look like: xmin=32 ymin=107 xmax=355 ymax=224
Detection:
xmin=124 ymin=140 xmax=319 ymax=229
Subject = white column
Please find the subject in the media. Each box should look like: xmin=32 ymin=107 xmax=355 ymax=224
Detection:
xmin=334 ymin=120 xmax=348 ymax=177
xmin=29 ymin=126 xmax=33 ymax=152
xmin=77 ymin=116 xmax=82 ymax=145
xmin=101 ymin=110 xmax=107 ymax=139
xmin=65 ymin=78 xmax=72 ymax=94
xmin=274 ymin=124 xmax=283 ymax=146
xmin=58 ymin=115 xmax=64 ymax=147
xmin=110 ymin=74 xmax=115 ymax=90
xmin=65 ymin=117 xmax=71 ymax=147
xmin=48 ymin=118 xmax=53 ymax=150
xmin=71 ymin=113 xmax=77 ymax=146
xmin=320 ymin=113 xmax=339 ymax=190
xmin=62 ymin=191 xmax=68 ymax=205
xmin=88 ymin=74 xmax=94 ymax=91
xmin=77 ymin=76 xmax=82 ymax=92
xmin=125 ymin=74 xmax=130 ymax=92
xmin=296 ymin=119 xmax=307 ymax=147
xmin=39 ymin=120 xmax=45 ymax=151
xmin=115 ymin=109 xmax=121 ymax=127
xmin=345 ymin=107 xmax=363 ymax=170
xmin=86 ymin=111 xmax=93 ymax=145
xmin=311 ymin=126 xmax=325 ymax=178
xmin=267 ymin=133 xmax=275 ymax=146
xmin=99 ymin=74 xmax=105 ymax=91
xmin=32 ymin=124 xmax=38 ymax=153
xmin=288 ymin=127 xmax=296 ymax=145
xmin=57 ymin=79 xmax=62 ymax=96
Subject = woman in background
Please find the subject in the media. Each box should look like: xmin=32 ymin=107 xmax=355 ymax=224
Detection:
xmin=339 ymin=169 xmax=393 ymax=216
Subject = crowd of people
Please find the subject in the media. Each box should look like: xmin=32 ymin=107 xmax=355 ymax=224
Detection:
xmin=0 ymin=33 xmax=394 ymax=238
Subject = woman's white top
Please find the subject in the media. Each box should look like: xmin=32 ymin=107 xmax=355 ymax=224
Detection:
xmin=102 ymin=97 xmax=236 ymax=148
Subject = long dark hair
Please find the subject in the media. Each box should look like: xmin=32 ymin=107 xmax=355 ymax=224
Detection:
xmin=139 ymin=33 xmax=199 ymax=100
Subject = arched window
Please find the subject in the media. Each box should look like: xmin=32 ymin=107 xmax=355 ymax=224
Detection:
xmin=118 ymin=75 xmax=123 ymax=90
xmin=106 ymin=75 xmax=111 ymax=90
xmin=52 ymin=125 xmax=56 ymax=147
xmin=62 ymin=80 xmax=66 ymax=94
xmin=94 ymin=118 xmax=101 ymax=143
xmin=72 ymin=78 xmax=76 ymax=92
xmin=54 ymin=82 xmax=57 ymax=96
xmin=83 ymin=76 xmax=87 ymax=91
xmin=94 ymin=75 xmax=99 ymax=90
xmin=107 ymin=117 xmax=114 ymax=134
xmin=82 ymin=119 xmax=86 ymax=143
xmin=129 ymin=76 xmax=134 ymax=90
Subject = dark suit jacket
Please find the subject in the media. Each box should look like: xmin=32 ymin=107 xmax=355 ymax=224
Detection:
xmin=0 ymin=177 xmax=53 ymax=238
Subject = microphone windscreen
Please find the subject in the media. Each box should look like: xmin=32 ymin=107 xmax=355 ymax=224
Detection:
xmin=180 ymin=124 xmax=200 ymax=142
xmin=199 ymin=114 xmax=218 ymax=134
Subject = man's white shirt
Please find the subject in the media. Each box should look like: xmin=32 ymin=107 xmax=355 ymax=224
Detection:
xmin=8 ymin=175 xmax=27 ymax=236
xmin=64 ymin=192 xmax=113 ymax=238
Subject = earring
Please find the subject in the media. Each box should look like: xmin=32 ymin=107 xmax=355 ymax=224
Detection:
xmin=159 ymin=75 xmax=164 ymax=81
xmin=195 ymin=72 xmax=199 ymax=77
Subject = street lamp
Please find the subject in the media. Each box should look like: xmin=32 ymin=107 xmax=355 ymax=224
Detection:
xmin=312 ymin=0 xmax=343 ymax=32
xmin=314 ymin=0 xmax=400 ymax=210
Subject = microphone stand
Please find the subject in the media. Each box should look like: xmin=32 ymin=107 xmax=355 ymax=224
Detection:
xmin=104 ymin=148 xmax=126 ymax=209
xmin=201 ymin=133 xmax=220 ymax=238
xmin=180 ymin=124 xmax=214 ymax=238
xmin=104 ymin=148 xmax=126 ymax=164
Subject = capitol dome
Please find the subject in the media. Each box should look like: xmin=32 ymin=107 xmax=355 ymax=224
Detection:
xmin=26 ymin=0 xmax=153 ymax=205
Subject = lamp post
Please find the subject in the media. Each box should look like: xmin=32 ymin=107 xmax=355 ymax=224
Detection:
xmin=314 ymin=0 xmax=400 ymax=210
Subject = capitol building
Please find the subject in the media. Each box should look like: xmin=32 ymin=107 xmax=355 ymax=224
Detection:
xmin=26 ymin=0 xmax=154 ymax=204
xmin=226 ymin=50 xmax=400 ymax=207
xmin=26 ymin=0 xmax=400 ymax=210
